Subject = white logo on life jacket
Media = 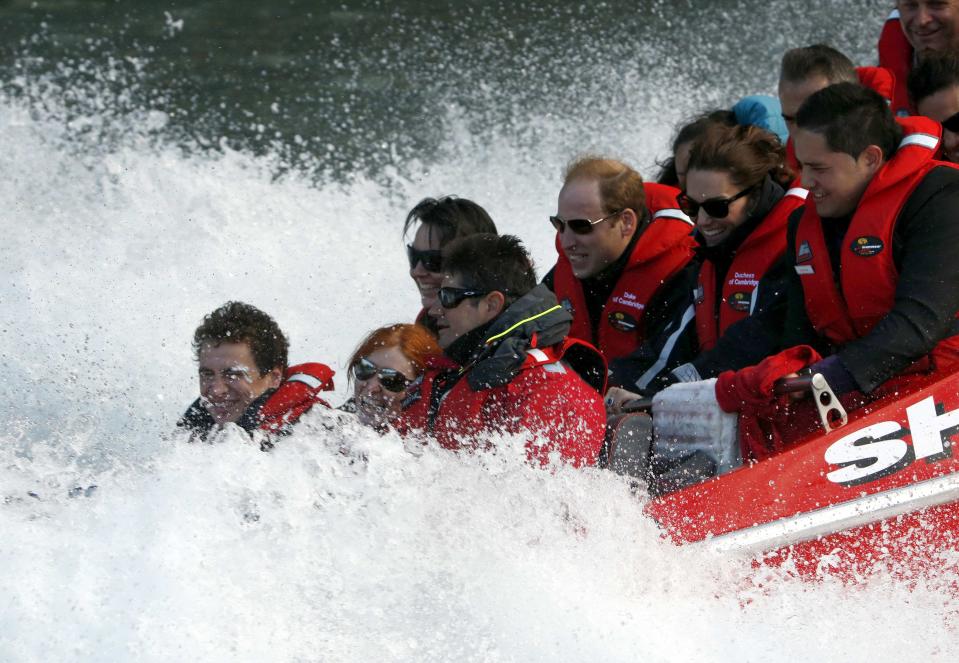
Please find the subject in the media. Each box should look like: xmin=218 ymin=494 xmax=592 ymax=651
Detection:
xmin=611 ymin=291 xmax=645 ymax=311
xmin=824 ymin=396 xmax=959 ymax=487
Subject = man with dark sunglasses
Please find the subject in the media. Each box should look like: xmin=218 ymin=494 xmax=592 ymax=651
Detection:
xmin=909 ymin=50 xmax=959 ymax=162
xmin=397 ymin=234 xmax=608 ymax=468
xmin=778 ymin=44 xmax=895 ymax=171
xmin=541 ymin=157 xmax=696 ymax=389
xmin=177 ymin=302 xmax=335 ymax=447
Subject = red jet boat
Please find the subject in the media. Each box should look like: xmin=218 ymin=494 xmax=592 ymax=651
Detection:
xmin=633 ymin=372 xmax=959 ymax=580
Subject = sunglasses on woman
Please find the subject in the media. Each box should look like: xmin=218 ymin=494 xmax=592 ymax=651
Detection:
xmin=548 ymin=209 xmax=623 ymax=235
xmin=352 ymin=357 xmax=412 ymax=392
xmin=677 ymin=184 xmax=755 ymax=219
xmin=406 ymin=244 xmax=443 ymax=272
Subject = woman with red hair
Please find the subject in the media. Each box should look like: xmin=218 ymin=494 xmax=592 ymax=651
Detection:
xmin=346 ymin=323 xmax=440 ymax=430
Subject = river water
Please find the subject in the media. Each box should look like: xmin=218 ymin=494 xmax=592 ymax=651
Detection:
xmin=3 ymin=1 xmax=957 ymax=661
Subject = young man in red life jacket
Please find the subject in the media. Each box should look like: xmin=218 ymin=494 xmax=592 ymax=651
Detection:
xmin=397 ymin=234 xmax=608 ymax=467
xmin=541 ymin=157 xmax=696 ymax=389
xmin=177 ymin=301 xmax=334 ymax=447
xmin=779 ymin=44 xmax=895 ymax=172
xmin=776 ymin=82 xmax=959 ymax=410
xmin=879 ymin=0 xmax=959 ymax=116
xmin=908 ymin=49 xmax=959 ymax=161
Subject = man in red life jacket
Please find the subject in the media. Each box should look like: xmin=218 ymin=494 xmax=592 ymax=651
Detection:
xmin=541 ymin=157 xmax=696 ymax=388
xmin=779 ymin=44 xmax=895 ymax=171
xmin=398 ymin=234 xmax=608 ymax=467
xmin=880 ymin=1 xmax=959 ymax=116
xmin=908 ymin=50 xmax=959 ymax=161
xmin=777 ymin=82 xmax=959 ymax=407
xmin=177 ymin=302 xmax=334 ymax=447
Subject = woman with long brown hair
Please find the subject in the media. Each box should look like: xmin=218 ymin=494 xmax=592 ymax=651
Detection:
xmin=608 ymin=123 xmax=806 ymax=407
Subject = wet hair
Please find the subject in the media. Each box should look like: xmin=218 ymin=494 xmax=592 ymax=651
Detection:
xmin=796 ymin=82 xmax=901 ymax=160
xmin=686 ymin=123 xmax=795 ymax=190
xmin=563 ymin=157 xmax=646 ymax=216
xmin=908 ymin=50 xmax=959 ymax=107
xmin=656 ymin=110 xmax=737 ymax=185
xmin=193 ymin=301 xmax=289 ymax=374
xmin=779 ymin=44 xmax=858 ymax=85
xmin=442 ymin=234 xmax=537 ymax=301
xmin=402 ymin=196 xmax=498 ymax=246
xmin=347 ymin=323 xmax=440 ymax=385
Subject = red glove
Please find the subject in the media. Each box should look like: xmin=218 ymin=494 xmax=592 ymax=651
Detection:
xmin=715 ymin=346 xmax=822 ymax=462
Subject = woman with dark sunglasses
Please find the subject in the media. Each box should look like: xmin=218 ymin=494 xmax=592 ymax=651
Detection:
xmin=607 ymin=123 xmax=806 ymax=409
xmin=403 ymin=196 xmax=498 ymax=337
xmin=345 ymin=323 xmax=440 ymax=431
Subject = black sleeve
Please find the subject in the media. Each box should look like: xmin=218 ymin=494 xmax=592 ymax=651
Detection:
xmin=607 ymin=261 xmax=700 ymax=391
xmin=176 ymin=398 xmax=215 ymax=441
xmin=541 ymin=265 xmax=556 ymax=291
xmin=691 ymin=254 xmax=792 ymax=378
xmin=838 ymin=167 xmax=959 ymax=392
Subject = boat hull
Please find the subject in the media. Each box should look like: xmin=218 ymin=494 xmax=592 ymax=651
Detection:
xmin=644 ymin=370 xmax=959 ymax=580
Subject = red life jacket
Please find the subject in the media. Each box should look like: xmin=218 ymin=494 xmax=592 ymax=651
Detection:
xmin=694 ymin=186 xmax=808 ymax=352
xmin=794 ymin=116 xmax=959 ymax=393
xmin=258 ymin=362 xmax=335 ymax=433
xmin=877 ymin=8 xmax=915 ymax=117
xmin=784 ymin=66 xmax=898 ymax=173
xmin=399 ymin=342 xmax=607 ymax=467
xmin=551 ymin=182 xmax=696 ymax=362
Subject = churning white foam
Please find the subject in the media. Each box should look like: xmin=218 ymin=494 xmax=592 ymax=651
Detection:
xmin=2 ymin=59 xmax=958 ymax=661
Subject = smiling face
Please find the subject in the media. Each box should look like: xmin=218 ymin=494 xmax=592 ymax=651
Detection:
xmin=353 ymin=345 xmax=418 ymax=428
xmin=555 ymin=178 xmax=635 ymax=279
xmin=198 ymin=341 xmax=282 ymax=425
xmin=685 ymin=169 xmax=754 ymax=247
xmin=409 ymin=223 xmax=444 ymax=312
xmin=917 ymin=83 xmax=959 ymax=162
xmin=793 ymin=128 xmax=882 ymax=219
xmin=428 ymin=272 xmax=503 ymax=349
xmin=898 ymin=0 xmax=959 ymax=54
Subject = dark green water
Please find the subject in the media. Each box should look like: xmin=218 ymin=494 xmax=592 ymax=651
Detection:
xmin=0 ymin=0 xmax=889 ymax=177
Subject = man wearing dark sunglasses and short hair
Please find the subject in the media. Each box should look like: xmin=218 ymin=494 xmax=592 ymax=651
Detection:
xmin=542 ymin=157 xmax=696 ymax=389
xmin=397 ymin=234 xmax=608 ymax=467
xmin=909 ymin=50 xmax=959 ymax=162
xmin=177 ymin=301 xmax=335 ymax=447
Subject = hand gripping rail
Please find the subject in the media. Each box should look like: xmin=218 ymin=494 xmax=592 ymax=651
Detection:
xmin=773 ymin=373 xmax=848 ymax=432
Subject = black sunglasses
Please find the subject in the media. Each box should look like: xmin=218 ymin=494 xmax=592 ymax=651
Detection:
xmin=406 ymin=244 xmax=443 ymax=272
xmin=942 ymin=110 xmax=959 ymax=134
xmin=677 ymin=185 xmax=756 ymax=219
xmin=438 ymin=286 xmax=500 ymax=309
xmin=549 ymin=209 xmax=623 ymax=235
xmin=352 ymin=357 xmax=412 ymax=392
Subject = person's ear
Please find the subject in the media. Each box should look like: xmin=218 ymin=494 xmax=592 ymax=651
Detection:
xmin=860 ymin=145 xmax=884 ymax=173
xmin=267 ymin=367 xmax=283 ymax=389
xmin=483 ymin=291 xmax=507 ymax=318
xmin=619 ymin=208 xmax=637 ymax=238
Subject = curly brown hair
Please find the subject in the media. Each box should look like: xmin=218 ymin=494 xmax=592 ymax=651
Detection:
xmin=192 ymin=301 xmax=289 ymax=375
